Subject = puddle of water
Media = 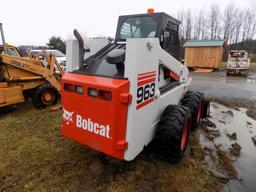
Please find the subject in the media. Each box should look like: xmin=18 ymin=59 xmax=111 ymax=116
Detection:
xmin=200 ymin=102 xmax=256 ymax=192
xmin=246 ymin=79 xmax=251 ymax=82
xmin=248 ymin=73 xmax=256 ymax=79
xmin=246 ymin=79 xmax=256 ymax=83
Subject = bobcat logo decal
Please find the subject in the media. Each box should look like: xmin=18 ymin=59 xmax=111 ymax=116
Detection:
xmin=63 ymin=108 xmax=74 ymax=125
xmin=62 ymin=108 xmax=111 ymax=139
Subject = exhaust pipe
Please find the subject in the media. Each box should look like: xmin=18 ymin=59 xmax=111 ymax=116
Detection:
xmin=73 ymin=29 xmax=85 ymax=69
xmin=0 ymin=23 xmax=7 ymax=54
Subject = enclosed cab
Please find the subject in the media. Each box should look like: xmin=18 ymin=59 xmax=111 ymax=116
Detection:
xmin=115 ymin=12 xmax=181 ymax=60
xmin=61 ymin=11 xmax=206 ymax=162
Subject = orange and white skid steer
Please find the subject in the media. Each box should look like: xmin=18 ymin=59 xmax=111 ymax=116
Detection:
xmin=61 ymin=10 xmax=209 ymax=163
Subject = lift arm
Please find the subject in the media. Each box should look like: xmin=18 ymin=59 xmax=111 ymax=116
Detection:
xmin=158 ymin=43 xmax=190 ymax=85
xmin=0 ymin=54 xmax=62 ymax=92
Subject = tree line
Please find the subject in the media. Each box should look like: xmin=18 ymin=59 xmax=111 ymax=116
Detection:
xmin=177 ymin=2 xmax=256 ymax=44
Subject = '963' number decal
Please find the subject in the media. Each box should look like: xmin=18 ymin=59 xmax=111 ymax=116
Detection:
xmin=137 ymin=83 xmax=155 ymax=104
xmin=136 ymin=71 xmax=156 ymax=110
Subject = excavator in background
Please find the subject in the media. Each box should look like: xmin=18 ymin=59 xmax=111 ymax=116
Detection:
xmin=0 ymin=23 xmax=64 ymax=108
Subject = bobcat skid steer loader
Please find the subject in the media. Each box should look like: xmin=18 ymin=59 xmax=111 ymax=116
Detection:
xmin=61 ymin=9 xmax=209 ymax=163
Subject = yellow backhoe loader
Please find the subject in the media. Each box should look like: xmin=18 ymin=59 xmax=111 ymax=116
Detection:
xmin=0 ymin=23 xmax=64 ymax=108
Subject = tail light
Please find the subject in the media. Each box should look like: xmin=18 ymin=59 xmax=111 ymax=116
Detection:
xmin=99 ymin=90 xmax=112 ymax=101
xmin=88 ymin=87 xmax=112 ymax=101
xmin=64 ymin=83 xmax=75 ymax=92
xmin=64 ymin=83 xmax=84 ymax=94
xmin=75 ymin=86 xmax=84 ymax=94
xmin=88 ymin=88 xmax=98 ymax=97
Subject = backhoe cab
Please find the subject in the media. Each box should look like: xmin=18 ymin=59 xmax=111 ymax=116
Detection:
xmin=0 ymin=24 xmax=21 ymax=57
xmin=61 ymin=11 xmax=209 ymax=162
xmin=0 ymin=44 xmax=21 ymax=57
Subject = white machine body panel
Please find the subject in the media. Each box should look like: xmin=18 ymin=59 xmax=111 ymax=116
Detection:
xmin=66 ymin=40 xmax=79 ymax=72
xmin=124 ymin=38 xmax=189 ymax=161
xmin=66 ymin=38 xmax=109 ymax=72
xmin=84 ymin=38 xmax=109 ymax=59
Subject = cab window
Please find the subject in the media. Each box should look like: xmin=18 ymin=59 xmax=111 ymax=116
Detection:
xmin=6 ymin=47 xmax=20 ymax=56
xmin=119 ymin=16 xmax=157 ymax=40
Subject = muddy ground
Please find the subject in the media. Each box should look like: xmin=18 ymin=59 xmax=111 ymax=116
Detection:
xmin=0 ymin=68 xmax=256 ymax=192
xmin=0 ymin=102 xmax=223 ymax=192
xmin=190 ymin=68 xmax=256 ymax=192
xmin=190 ymin=69 xmax=256 ymax=120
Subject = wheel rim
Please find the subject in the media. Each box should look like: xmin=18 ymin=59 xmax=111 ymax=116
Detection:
xmin=181 ymin=119 xmax=189 ymax=151
xmin=41 ymin=90 xmax=55 ymax=105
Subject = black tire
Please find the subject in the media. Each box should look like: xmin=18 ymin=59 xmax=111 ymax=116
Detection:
xmin=181 ymin=90 xmax=204 ymax=131
xmin=32 ymin=84 xmax=59 ymax=108
xmin=188 ymin=67 xmax=196 ymax=71
xmin=202 ymin=100 xmax=210 ymax=119
xmin=154 ymin=105 xmax=191 ymax=163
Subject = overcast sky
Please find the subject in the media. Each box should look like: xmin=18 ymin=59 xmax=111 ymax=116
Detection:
xmin=0 ymin=0 xmax=254 ymax=46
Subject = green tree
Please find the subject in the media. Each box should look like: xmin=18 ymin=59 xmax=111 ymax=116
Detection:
xmin=47 ymin=36 xmax=66 ymax=54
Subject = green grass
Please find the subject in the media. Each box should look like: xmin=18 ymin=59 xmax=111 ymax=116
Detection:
xmin=221 ymin=62 xmax=227 ymax=69
xmin=0 ymin=101 xmax=223 ymax=192
xmin=250 ymin=63 xmax=256 ymax=71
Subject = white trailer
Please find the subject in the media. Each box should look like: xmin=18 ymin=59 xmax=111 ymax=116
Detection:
xmin=227 ymin=50 xmax=250 ymax=76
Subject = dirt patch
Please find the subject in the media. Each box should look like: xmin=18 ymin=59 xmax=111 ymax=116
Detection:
xmin=201 ymin=119 xmax=216 ymax=128
xmin=206 ymin=97 xmax=254 ymax=109
xmin=206 ymin=97 xmax=256 ymax=123
xmin=221 ymin=110 xmax=234 ymax=117
xmin=158 ymin=157 xmax=223 ymax=192
xmin=246 ymin=108 xmax=256 ymax=120
xmin=218 ymin=120 xmax=226 ymax=124
xmin=229 ymin=143 xmax=241 ymax=157
xmin=215 ymin=145 xmax=237 ymax=179
xmin=135 ymin=175 xmax=158 ymax=192
xmin=88 ymin=160 xmax=104 ymax=177
xmin=201 ymin=119 xmax=220 ymax=141
xmin=190 ymin=146 xmax=206 ymax=161
xmin=207 ymin=168 xmax=230 ymax=182
xmin=252 ymin=136 xmax=256 ymax=146
xmin=247 ymin=121 xmax=252 ymax=125
xmin=226 ymin=133 xmax=237 ymax=141
xmin=200 ymin=112 xmax=237 ymax=180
